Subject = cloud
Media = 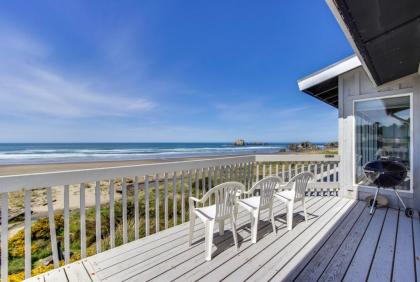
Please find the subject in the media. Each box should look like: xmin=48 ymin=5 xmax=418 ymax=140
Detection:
xmin=0 ymin=26 xmax=156 ymax=119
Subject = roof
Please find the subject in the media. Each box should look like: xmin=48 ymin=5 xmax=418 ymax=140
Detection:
xmin=327 ymin=0 xmax=420 ymax=86
xmin=298 ymin=1 xmax=420 ymax=107
xmin=297 ymin=55 xmax=361 ymax=108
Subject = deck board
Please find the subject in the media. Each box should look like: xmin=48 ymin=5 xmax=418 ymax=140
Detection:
xmin=367 ymin=208 xmax=399 ymax=282
xmin=170 ymin=197 xmax=323 ymax=282
xmin=413 ymin=211 xmax=420 ymax=281
xmin=343 ymin=208 xmax=387 ymax=281
xmin=29 ymin=197 xmax=418 ymax=282
xmin=294 ymin=199 xmax=365 ymax=282
xmin=203 ymin=197 xmax=333 ymax=282
xmin=393 ymin=210 xmax=416 ymax=282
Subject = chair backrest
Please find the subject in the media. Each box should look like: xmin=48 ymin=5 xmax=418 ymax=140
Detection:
xmin=288 ymin=172 xmax=314 ymax=200
xmin=212 ymin=182 xmax=245 ymax=220
xmin=252 ymin=176 xmax=282 ymax=208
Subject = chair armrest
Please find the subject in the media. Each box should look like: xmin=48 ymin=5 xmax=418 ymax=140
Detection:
xmin=189 ymin=196 xmax=202 ymax=203
xmin=189 ymin=196 xmax=204 ymax=208
xmin=277 ymin=183 xmax=292 ymax=191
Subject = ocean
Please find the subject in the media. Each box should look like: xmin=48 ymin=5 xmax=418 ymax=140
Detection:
xmin=0 ymin=143 xmax=297 ymax=165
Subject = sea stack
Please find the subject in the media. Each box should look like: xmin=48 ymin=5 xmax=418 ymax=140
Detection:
xmin=234 ymin=139 xmax=245 ymax=146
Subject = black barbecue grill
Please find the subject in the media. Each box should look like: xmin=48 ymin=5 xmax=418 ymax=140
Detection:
xmin=363 ymin=160 xmax=413 ymax=217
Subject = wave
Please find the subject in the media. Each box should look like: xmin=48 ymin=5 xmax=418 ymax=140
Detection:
xmin=0 ymin=143 xmax=287 ymax=164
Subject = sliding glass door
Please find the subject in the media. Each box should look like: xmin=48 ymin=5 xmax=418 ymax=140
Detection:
xmin=354 ymin=95 xmax=411 ymax=191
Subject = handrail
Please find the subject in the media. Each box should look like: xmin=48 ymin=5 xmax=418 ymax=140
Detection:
xmin=0 ymin=155 xmax=255 ymax=192
xmin=0 ymin=153 xmax=339 ymax=281
xmin=255 ymin=154 xmax=339 ymax=162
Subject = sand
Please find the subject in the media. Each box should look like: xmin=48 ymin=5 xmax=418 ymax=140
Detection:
xmin=0 ymin=156 xmax=243 ymax=226
xmin=0 ymin=157 xmax=212 ymax=176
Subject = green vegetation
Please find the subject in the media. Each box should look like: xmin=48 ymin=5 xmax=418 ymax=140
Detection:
xmin=6 ymin=176 xmax=206 ymax=281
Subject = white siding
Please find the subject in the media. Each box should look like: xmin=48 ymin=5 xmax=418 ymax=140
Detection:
xmin=338 ymin=66 xmax=420 ymax=210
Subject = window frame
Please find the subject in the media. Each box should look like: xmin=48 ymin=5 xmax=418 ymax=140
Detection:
xmin=352 ymin=93 xmax=413 ymax=193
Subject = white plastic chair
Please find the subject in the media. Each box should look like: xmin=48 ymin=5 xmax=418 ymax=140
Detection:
xmin=275 ymin=171 xmax=314 ymax=230
xmin=189 ymin=181 xmax=245 ymax=261
xmin=237 ymin=176 xmax=282 ymax=244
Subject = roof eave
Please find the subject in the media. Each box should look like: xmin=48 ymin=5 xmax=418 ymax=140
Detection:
xmin=297 ymin=54 xmax=361 ymax=91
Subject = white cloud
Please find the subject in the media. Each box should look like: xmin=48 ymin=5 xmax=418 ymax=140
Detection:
xmin=0 ymin=26 xmax=155 ymax=119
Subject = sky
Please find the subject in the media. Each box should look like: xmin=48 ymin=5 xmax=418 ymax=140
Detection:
xmin=0 ymin=1 xmax=353 ymax=143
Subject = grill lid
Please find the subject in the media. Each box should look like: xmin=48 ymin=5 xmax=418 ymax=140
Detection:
xmin=363 ymin=160 xmax=407 ymax=188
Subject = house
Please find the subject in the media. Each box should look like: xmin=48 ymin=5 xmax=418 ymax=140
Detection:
xmin=298 ymin=0 xmax=420 ymax=212
xmin=2 ymin=1 xmax=419 ymax=281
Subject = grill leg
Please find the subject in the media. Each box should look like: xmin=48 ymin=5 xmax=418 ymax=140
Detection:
xmin=370 ymin=187 xmax=379 ymax=215
xmin=394 ymin=189 xmax=407 ymax=210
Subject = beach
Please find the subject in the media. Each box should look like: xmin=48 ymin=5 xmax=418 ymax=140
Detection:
xmin=0 ymin=157 xmax=208 ymax=176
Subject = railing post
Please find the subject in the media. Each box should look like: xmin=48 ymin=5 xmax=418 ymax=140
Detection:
xmin=64 ymin=185 xmax=70 ymax=263
xmin=79 ymin=184 xmax=86 ymax=259
xmin=181 ymin=171 xmax=185 ymax=223
xmin=47 ymin=187 xmax=59 ymax=266
xmin=95 ymin=181 xmax=101 ymax=253
xmin=134 ymin=176 xmax=139 ymax=240
xmin=145 ymin=175 xmax=150 ymax=236
xmin=256 ymin=163 xmax=259 ymax=182
xmin=24 ymin=189 xmax=31 ymax=279
xmin=122 ymin=178 xmax=128 ymax=244
xmin=1 ymin=193 xmax=8 ymax=282
xmin=172 ymin=172 xmax=177 ymax=226
xmin=164 ymin=173 xmax=168 ymax=230
xmin=109 ymin=180 xmax=115 ymax=248
xmin=155 ymin=174 xmax=160 ymax=232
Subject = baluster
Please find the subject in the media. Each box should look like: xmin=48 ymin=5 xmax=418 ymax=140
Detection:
xmin=241 ymin=163 xmax=245 ymax=186
xmin=134 ymin=176 xmax=139 ymax=240
xmin=327 ymin=163 xmax=331 ymax=182
xmin=173 ymin=172 xmax=177 ymax=225
xmin=47 ymin=187 xmax=60 ymax=266
xmin=269 ymin=163 xmax=272 ymax=176
xmin=333 ymin=163 xmax=338 ymax=182
xmin=320 ymin=162 xmax=325 ymax=182
xmin=255 ymin=163 xmax=259 ymax=182
xmin=80 ymin=184 xmax=86 ymax=258
xmin=262 ymin=163 xmax=266 ymax=178
xmin=95 ymin=181 xmax=101 ymax=253
xmin=145 ymin=175 xmax=150 ymax=236
xmin=164 ymin=173 xmax=169 ymax=230
xmin=1 ymin=192 xmax=9 ymax=281
xmin=109 ymin=180 xmax=115 ymax=248
xmin=24 ymin=189 xmax=31 ymax=278
xmin=208 ymin=168 xmax=212 ymax=205
xmin=155 ymin=174 xmax=160 ymax=233
xmin=288 ymin=163 xmax=292 ymax=180
xmin=122 ymin=178 xmax=128 ymax=244
xmin=195 ymin=169 xmax=199 ymax=198
xmin=315 ymin=163 xmax=319 ymax=182
xmin=246 ymin=163 xmax=250 ymax=188
xmin=237 ymin=164 xmax=241 ymax=183
xmin=202 ymin=168 xmax=206 ymax=196
xmin=64 ymin=184 xmax=70 ymax=263
xmin=209 ymin=167 xmax=212 ymax=188
xmin=221 ymin=165 xmax=225 ymax=185
xmin=276 ymin=163 xmax=279 ymax=176
xmin=214 ymin=166 xmax=219 ymax=186
xmin=188 ymin=170 xmax=192 ymax=198
xmin=181 ymin=171 xmax=185 ymax=224
xmin=282 ymin=163 xmax=285 ymax=181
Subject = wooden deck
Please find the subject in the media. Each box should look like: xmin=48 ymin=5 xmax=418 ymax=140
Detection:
xmin=29 ymin=196 xmax=419 ymax=282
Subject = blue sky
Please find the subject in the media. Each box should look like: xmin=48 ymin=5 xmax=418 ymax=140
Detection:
xmin=0 ymin=1 xmax=353 ymax=143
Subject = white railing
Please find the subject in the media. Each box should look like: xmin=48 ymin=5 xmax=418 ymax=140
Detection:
xmin=0 ymin=154 xmax=338 ymax=281
xmin=255 ymin=154 xmax=339 ymax=193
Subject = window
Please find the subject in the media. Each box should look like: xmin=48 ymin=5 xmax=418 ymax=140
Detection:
xmin=354 ymin=95 xmax=411 ymax=191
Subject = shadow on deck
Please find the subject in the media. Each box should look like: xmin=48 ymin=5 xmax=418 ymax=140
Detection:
xmin=28 ymin=196 xmax=420 ymax=281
